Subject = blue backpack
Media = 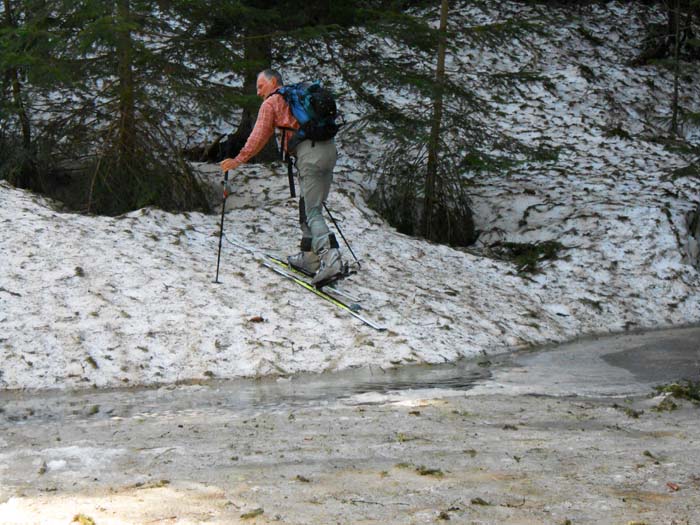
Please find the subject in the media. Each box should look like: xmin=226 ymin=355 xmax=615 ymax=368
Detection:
xmin=274 ymin=81 xmax=340 ymax=149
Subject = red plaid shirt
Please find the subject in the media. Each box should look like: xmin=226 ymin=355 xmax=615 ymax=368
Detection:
xmin=229 ymin=93 xmax=299 ymax=169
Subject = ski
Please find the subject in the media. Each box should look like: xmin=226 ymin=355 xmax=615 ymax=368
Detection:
xmin=261 ymin=259 xmax=386 ymax=331
xmin=263 ymin=253 xmax=360 ymax=303
xmin=224 ymin=235 xmax=359 ymax=302
xmin=225 ymin=236 xmax=386 ymax=331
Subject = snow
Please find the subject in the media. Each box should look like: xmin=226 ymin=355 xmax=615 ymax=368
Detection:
xmin=1 ymin=1 xmax=699 ymax=391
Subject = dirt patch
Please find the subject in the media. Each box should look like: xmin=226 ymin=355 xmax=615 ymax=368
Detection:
xmin=1 ymin=391 xmax=698 ymax=525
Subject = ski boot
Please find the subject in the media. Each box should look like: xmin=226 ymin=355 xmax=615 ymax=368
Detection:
xmin=312 ymin=248 xmax=345 ymax=288
xmin=288 ymin=251 xmax=320 ymax=276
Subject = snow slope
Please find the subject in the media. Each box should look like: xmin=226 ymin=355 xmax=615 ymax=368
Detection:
xmin=1 ymin=1 xmax=699 ymax=390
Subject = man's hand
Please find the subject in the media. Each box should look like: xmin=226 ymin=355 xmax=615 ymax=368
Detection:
xmin=220 ymin=158 xmax=238 ymax=172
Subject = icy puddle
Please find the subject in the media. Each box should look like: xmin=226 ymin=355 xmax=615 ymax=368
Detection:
xmin=0 ymin=360 xmax=491 ymax=426
xmin=2 ymin=325 xmax=699 ymax=426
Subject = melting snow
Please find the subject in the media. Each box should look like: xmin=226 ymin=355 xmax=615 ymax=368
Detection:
xmin=1 ymin=1 xmax=699 ymax=390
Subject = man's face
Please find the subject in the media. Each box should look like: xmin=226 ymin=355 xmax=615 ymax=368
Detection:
xmin=256 ymin=74 xmax=277 ymax=99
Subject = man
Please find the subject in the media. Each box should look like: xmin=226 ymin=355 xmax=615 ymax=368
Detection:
xmin=220 ymin=69 xmax=344 ymax=287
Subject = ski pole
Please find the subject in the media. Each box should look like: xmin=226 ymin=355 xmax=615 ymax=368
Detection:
xmin=214 ymin=170 xmax=229 ymax=283
xmin=286 ymin=153 xmax=296 ymax=198
xmin=275 ymin=130 xmax=296 ymax=198
xmin=323 ymin=203 xmax=360 ymax=269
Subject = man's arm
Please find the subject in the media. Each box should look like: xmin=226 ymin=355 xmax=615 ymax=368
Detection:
xmin=220 ymin=100 xmax=275 ymax=172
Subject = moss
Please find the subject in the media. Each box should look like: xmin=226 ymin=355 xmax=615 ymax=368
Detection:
xmin=579 ymin=64 xmax=596 ymax=81
xmin=530 ymin=144 xmax=560 ymax=162
xmin=653 ymin=397 xmax=679 ymax=412
xmin=603 ymin=125 xmax=631 ymax=140
xmin=132 ymin=479 xmax=170 ymax=489
xmin=72 ymin=515 xmax=96 ymax=525
xmin=579 ymin=298 xmax=604 ymax=312
xmin=577 ymin=26 xmax=604 ymax=46
xmin=667 ymin=163 xmax=700 ymax=181
xmin=623 ymin=407 xmax=643 ymax=418
xmin=490 ymin=240 xmax=564 ymax=274
xmin=241 ymin=508 xmax=264 ymax=520
xmin=416 ymin=465 xmax=444 ymax=477
xmin=654 ymin=380 xmax=700 ymax=404
xmin=612 ymin=403 xmax=643 ymax=418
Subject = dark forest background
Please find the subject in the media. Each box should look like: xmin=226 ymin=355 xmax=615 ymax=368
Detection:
xmin=1 ymin=0 xmax=698 ymax=246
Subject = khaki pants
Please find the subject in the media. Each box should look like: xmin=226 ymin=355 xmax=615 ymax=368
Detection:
xmin=295 ymin=139 xmax=337 ymax=254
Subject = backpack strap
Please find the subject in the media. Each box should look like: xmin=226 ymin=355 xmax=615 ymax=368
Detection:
xmin=270 ymin=90 xmax=296 ymax=196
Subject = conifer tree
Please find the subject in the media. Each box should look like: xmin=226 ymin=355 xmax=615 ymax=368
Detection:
xmin=669 ymin=0 xmax=700 ymax=136
xmin=423 ymin=0 xmax=448 ymax=241
xmin=204 ymin=0 xmax=280 ymax=162
xmin=1 ymin=1 xmax=31 ymax=149
xmin=3 ymin=0 xmax=254 ymax=214
xmin=335 ymin=3 xmax=550 ymax=246
xmin=203 ymin=0 xmax=376 ymax=162
xmin=0 ymin=0 xmax=40 ymax=187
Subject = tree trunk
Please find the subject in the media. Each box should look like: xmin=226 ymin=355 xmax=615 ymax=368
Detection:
xmin=10 ymin=72 xmax=31 ymax=149
xmin=423 ymin=0 xmax=448 ymax=240
xmin=670 ymin=0 xmax=681 ymax=136
xmin=116 ymin=0 xmax=136 ymax=161
xmin=3 ymin=0 xmax=31 ymax=150
xmin=227 ymin=31 xmax=278 ymax=162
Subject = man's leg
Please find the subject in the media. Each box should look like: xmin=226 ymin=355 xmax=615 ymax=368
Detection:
xmin=287 ymin=193 xmax=320 ymax=275
xmin=293 ymin=140 xmax=343 ymax=285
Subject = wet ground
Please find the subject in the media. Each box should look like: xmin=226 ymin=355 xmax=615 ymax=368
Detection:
xmin=1 ymin=326 xmax=699 ymax=524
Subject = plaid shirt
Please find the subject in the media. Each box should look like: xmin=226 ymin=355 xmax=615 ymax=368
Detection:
xmin=229 ymin=93 xmax=299 ymax=169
